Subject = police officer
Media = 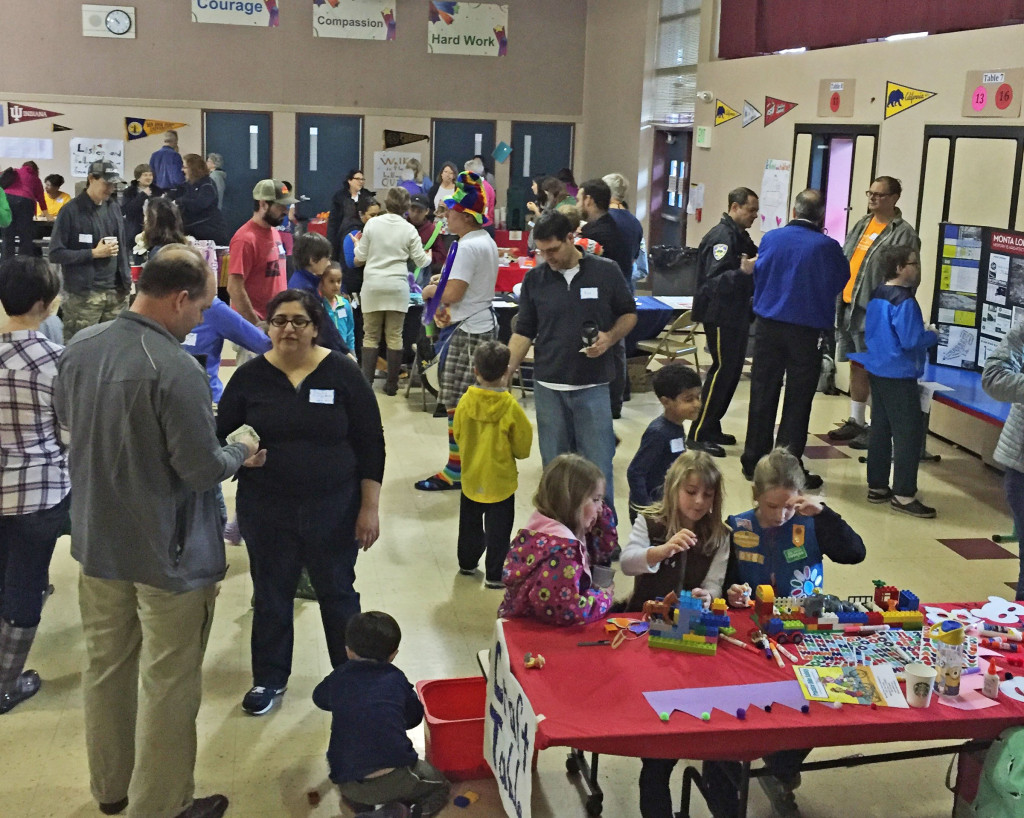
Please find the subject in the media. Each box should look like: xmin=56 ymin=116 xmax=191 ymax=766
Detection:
xmin=688 ymin=187 xmax=759 ymax=457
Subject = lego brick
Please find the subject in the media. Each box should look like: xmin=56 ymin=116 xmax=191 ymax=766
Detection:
xmin=649 ymin=635 xmax=718 ymax=655
xmin=898 ymin=590 xmax=920 ymax=612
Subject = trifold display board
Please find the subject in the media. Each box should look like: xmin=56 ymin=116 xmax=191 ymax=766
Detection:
xmin=930 ymin=223 xmax=1024 ymax=371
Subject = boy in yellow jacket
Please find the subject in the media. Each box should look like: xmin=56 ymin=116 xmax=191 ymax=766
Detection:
xmin=453 ymin=340 xmax=534 ymax=589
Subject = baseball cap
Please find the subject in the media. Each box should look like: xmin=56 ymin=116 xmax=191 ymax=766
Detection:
xmin=409 ymin=193 xmax=431 ymax=210
xmin=88 ymin=160 xmax=123 ymax=184
xmin=252 ymin=179 xmax=298 ymax=205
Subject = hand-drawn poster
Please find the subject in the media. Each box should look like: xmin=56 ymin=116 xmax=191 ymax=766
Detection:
xmin=69 ymin=138 xmax=124 ymax=178
xmin=936 ymin=324 xmax=978 ymax=368
xmin=759 ymin=159 xmax=791 ymax=233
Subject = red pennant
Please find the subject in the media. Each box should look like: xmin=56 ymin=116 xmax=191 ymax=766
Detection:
xmin=764 ymin=96 xmax=797 ymax=126
xmin=7 ymin=103 xmax=62 ymax=125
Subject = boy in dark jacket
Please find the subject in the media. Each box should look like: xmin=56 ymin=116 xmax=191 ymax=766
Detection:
xmin=313 ymin=612 xmax=450 ymax=817
xmin=849 ymin=246 xmax=938 ymax=518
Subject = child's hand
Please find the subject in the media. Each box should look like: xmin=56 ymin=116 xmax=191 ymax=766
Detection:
xmin=667 ymin=528 xmax=698 ymax=550
xmin=793 ymin=495 xmax=823 ymax=516
xmin=727 ymin=583 xmax=750 ymax=608
xmin=691 ymin=587 xmax=711 ymax=604
xmin=646 ymin=529 xmax=697 ymax=566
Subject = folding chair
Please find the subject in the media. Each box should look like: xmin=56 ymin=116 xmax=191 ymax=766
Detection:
xmin=635 ymin=310 xmax=701 ymax=371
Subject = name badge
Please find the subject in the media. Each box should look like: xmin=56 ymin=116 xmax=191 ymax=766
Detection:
xmin=309 ymin=388 xmax=335 ymax=405
xmin=670 ymin=438 xmax=684 ymax=453
xmin=276 ymin=243 xmax=286 ymax=258
xmin=183 ymin=332 xmax=198 ymax=347
xmin=337 ymin=306 xmax=347 ymax=318
xmin=79 ymin=233 xmax=93 ymax=244
xmin=580 ymin=287 xmax=598 ymax=299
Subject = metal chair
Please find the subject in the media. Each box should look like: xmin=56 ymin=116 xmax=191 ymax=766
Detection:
xmin=635 ymin=309 xmax=701 ymax=371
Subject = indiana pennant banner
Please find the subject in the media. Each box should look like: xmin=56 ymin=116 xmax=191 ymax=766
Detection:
xmin=764 ymin=96 xmax=798 ymax=126
xmin=7 ymin=103 xmax=62 ymax=125
xmin=883 ymin=81 xmax=936 ymax=119
xmin=715 ymin=99 xmax=740 ymax=126
xmin=383 ymin=129 xmax=429 ymax=149
xmin=125 ymin=118 xmax=187 ymax=141
xmin=52 ymin=124 xmax=72 ymax=132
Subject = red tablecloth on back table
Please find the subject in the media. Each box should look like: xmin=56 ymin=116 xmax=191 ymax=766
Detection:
xmin=501 ymin=607 xmax=1024 ymax=762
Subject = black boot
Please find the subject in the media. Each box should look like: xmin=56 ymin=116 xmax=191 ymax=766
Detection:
xmin=384 ymin=349 xmax=403 ymax=396
xmin=0 ymin=619 xmax=41 ymax=714
xmin=361 ymin=347 xmax=378 ymax=386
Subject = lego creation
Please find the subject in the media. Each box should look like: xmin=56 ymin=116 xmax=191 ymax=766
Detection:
xmin=643 ymin=591 xmax=736 ymax=655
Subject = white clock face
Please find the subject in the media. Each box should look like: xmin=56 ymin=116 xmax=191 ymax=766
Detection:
xmin=105 ymin=9 xmax=132 ymax=35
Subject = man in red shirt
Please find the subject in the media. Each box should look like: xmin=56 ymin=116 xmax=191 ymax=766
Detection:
xmin=227 ymin=180 xmax=297 ymax=325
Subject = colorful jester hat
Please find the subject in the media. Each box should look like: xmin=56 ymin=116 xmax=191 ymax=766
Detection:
xmin=444 ymin=171 xmax=492 ymax=227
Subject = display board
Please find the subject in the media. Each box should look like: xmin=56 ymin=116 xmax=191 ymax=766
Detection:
xmin=930 ymin=223 xmax=1024 ymax=370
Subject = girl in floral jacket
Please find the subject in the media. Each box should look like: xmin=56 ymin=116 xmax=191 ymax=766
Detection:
xmin=498 ymin=454 xmax=617 ymax=625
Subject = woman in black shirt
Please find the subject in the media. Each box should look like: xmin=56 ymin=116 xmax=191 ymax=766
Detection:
xmin=169 ymin=154 xmax=229 ymax=246
xmin=217 ymin=289 xmax=385 ymax=717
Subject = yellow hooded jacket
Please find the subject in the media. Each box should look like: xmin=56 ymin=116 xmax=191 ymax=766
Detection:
xmin=452 ymin=386 xmax=533 ymax=503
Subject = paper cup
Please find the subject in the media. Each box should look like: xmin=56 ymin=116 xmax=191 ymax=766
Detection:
xmin=904 ymin=663 xmax=937 ymax=708
xmin=590 ymin=564 xmax=615 ymax=589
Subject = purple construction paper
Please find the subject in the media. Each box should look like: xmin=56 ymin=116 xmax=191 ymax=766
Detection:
xmin=644 ymin=680 xmax=809 ymax=721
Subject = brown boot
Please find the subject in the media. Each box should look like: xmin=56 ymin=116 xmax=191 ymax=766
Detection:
xmin=384 ymin=349 xmax=403 ymax=396
xmin=361 ymin=347 xmax=378 ymax=385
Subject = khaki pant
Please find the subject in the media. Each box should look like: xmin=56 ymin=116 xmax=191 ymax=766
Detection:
xmin=362 ymin=309 xmax=405 ymax=351
xmin=63 ymin=289 xmax=129 ymax=342
xmin=79 ymin=572 xmax=217 ymax=818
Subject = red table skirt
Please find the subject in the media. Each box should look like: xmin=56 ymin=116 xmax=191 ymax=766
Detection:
xmin=307 ymin=219 xmax=328 ymax=237
xmin=500 ymin=608 xmax=1024 ymax=762
xmin=496 ymin=263 xmax=532 ymax=293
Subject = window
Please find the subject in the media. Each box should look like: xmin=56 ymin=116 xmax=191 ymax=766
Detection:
xmin=652 ymin=0 xmax=701 ymax=124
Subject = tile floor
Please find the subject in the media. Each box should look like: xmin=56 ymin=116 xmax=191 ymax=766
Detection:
xmin=5 ymin=369 xmax=1020 ymax=817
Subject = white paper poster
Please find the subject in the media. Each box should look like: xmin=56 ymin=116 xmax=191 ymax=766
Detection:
xmin=485 ymin=620 xmax=537 ymax=818
xmin=989 ymin=253 xmax=1010 ymax=303
xmin=313 ymin=0 xmax=394 ymax=40
xmin=69 ymin=138 xmax=124 ymax=179
xmin=759 ymin=159 xmax=791 ymax=233
xmin=936 ymin=324 xmax=978 ymax=368
xmin=428 ymin=2 xmax=508 ymax=57
xmin=0 ymin=137 xmax=53 ymax=160
xmin=978 ymin=335 xmax=1001 ymax=368
xmin=372 ymin=150 xmax=421 ymax=191
xmin=191 ymin=0 xmax=277 ymax=27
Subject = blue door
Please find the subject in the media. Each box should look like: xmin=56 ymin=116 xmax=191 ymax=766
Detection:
xmin=431 ymin=119 xmax=496 ymax=179
xmin=509 ymin=122 xmax=574 ymax=195
xmin=204 ymin=110 xmax=272 ymax=238
xmin=295 ymin=114 xmax=363 ymax=219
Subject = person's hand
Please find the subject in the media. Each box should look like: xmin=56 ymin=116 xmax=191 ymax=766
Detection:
xmin=646 ymin=529 xmax=696 ymax=566
xmin=243 ymin=448 xmax=267 ymax=468
xmin=925 ymin=322 xmax=937 ymax=333
xmin=422 ymin=283 xmax=437 ymax=300
xmin=355 ymin=504 xmax=380 ymax=551
xmin=727 ymin=583 xmax=751 ymax=608
xmin=527 ymin=201 xmax=540 ymax=216
xmin=429 ymin=273 xmax=442 ymax=286
xmin=434 ymin=305 xmax=452 ymax=328
xmin=585 ymin=331 xmax=613 ymax=358
xmin=691 ymin=587 xmax=711 ymax=604
xmin=793 ymin=495 xmax=823 ymax=516
xmin=92 ymin=238 xmax=118 ymax=259
xmin=740 ymin=253 xmax=757 ymax=275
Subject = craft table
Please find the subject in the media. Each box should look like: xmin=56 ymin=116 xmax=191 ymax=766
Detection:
xmin=500 ymin=606 xmax=1024 ymax=816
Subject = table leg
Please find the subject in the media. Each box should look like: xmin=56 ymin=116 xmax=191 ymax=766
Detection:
xmin=565 ymin=749 xmax=604 ymax=815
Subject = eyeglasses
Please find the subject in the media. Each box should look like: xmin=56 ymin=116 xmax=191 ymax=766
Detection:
xmin=352 ymin=176 xmax=365 ymax=181
xmin=865 ymin=191 xmax=894 ymax=199
xmin=269 ymin=315 xmax=312 ymax=328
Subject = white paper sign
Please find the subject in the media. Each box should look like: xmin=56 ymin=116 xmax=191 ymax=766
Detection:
xmin=428 ymin=2 xmax=508 ymax=57
xmin=759 ymin=159 xmax=792 ymax=233
xmin=485 ymin=620 xmax=537 ymax=818
xmin=373 ymin=150 xmax=421 ymax=191
xmin=69 ymin=138 xmax=125 ymax=179
xmin=0 ymin=137 xmax=53 ymax=160
xmin=313 ymin=0 xmax=394 ymax=40
xmin=191 ymin=0 xmax=275 ymax=27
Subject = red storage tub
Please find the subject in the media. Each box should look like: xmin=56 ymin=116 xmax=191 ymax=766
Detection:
xmin=416 ymin=677 xmax=491 ymax=781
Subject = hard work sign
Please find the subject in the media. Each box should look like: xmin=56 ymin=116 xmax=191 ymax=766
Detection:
xmin=428 ymin=2 xmax=508 ymax=57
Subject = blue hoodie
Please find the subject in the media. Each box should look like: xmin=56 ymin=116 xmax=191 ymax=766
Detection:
xmin=182 ymin=297 xmax=271 ymax=402
xmin=848 ymin=284 xmax=937 ymax=380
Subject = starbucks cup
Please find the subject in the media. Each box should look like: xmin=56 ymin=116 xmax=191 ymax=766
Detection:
xmin=904 ymin=663 xmax=937 ymax=708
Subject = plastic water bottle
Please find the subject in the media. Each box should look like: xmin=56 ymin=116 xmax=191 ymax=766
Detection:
xmin=929 ymin=620 xmax=965 ymax=697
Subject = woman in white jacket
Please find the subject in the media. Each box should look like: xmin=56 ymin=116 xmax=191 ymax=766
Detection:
xmin=354 ymin=186 xmax=431 ymax=394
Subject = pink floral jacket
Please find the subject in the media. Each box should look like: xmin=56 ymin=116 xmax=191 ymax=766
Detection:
xmin=498 ymin=504 xmax=618 ymax=626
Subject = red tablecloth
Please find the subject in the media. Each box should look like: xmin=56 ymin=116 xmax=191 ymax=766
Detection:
xmin=496 ymin=260 xmax=534 ymax=293
xmin=501 ymin=607 xmax=1024 ymax=762
xmin=495 ymin=229 xmax=530 ymax=257
xmin=307 ymin=219 xmax=328 ymax=237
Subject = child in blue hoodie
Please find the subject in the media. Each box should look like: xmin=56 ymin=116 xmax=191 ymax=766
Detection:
xmin=848 ymin=246 xmax=938 ymax=518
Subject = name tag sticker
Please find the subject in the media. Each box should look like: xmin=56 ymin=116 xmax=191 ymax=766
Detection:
xmin=580 ymin=287 xmax=598 ymax=299
xmin=337 ymin=306 xmax=347 ymax=318
xmin=309 ymin=389 xmax=335 ymax=405
xmin=670 ymin=438 xmax=685 ymax=453
xmin=79 ymin=233 xmax=93 ymax=244
xmin=183 ymin=332 xmax=198 ymax=347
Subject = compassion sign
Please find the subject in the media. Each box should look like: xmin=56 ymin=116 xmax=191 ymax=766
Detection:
xmin=314 ymin=0 xmax=395 ymax=41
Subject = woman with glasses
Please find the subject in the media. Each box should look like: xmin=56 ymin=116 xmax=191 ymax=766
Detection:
xmin=326 ymin=168 xmax=375 ymax=264
xmin=216 ymin=288 xmax=385 ymax=717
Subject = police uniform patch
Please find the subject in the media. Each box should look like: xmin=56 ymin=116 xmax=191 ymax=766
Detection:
xmin=712 ymin=243 xmax=729 ymax=261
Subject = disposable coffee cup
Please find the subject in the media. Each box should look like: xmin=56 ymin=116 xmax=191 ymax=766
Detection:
xmin=590 ymin=564 xmax=614 ymax=589
xmin=103 ymin=236 xmax=118 ymax=246
xmin=904 ymin=663 xmax=937 ymax=708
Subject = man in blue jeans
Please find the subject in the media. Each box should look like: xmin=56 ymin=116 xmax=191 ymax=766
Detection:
xmin=506 ymin=211 xmax=636 ymax=509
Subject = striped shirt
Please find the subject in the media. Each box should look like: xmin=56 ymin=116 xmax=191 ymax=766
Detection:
xmin=0 ymin=330 xmax=69 ymax=515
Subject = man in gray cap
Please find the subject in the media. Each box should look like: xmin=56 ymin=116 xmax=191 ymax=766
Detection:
xmin=226 ymin=179 xmax=297 ymax=326
xmin=48 ymin=159 xmax=131 ymax=341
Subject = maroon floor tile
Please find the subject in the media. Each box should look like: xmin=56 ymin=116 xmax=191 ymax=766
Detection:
xmin=937 ymin=538 xmax=1015 ymax=560
xmin=814 ymin=433 xmax=852 ymax=446
xmin=1007 ymin=582 xmax=1018 ymax=592
xmin=802 ymin=446 xmax=850 ymax=460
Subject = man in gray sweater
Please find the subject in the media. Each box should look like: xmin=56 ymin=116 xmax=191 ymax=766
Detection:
xmin=54 ymin=245 xmax=261 ymax=818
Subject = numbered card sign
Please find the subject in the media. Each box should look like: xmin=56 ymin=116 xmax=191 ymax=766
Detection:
xmin=818 ymin=79 xmax=855 ymax=117
xmin=963 ymin=69 xmax=1023 ymax=117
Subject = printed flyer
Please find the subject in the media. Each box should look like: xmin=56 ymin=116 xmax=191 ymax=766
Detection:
xmin=795 ymin=664 xmax=908 ymax=707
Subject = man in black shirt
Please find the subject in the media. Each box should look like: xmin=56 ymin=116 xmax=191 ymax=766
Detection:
xmin=579 ymin=177 xmax=633 ymax=418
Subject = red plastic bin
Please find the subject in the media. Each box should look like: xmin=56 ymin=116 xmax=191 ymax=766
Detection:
xmin=416 ymin=677 xmax=491 ymax=781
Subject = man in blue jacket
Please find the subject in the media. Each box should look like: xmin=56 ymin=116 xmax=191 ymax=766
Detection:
xmin=740 ymin=190 xmax=849 ymax=488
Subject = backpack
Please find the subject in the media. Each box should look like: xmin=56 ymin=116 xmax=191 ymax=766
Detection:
xmin=972 ymin=727 xmax=1024 ymax=817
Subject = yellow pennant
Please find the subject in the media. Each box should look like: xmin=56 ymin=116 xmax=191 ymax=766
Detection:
xmin=715 ymin=99 xmax=740 ymax=126
xmin=883 ymin=81 xmax=936 ymax=119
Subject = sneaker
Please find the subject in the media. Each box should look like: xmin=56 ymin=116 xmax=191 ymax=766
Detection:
xmin=0 ymin=670 xmax=41 ymax=714
xmin=890 ymin=497 xmax=936 ymax=518
xmin=223 ymin=519 xmax=242 ymax=545
xmin=848 ymin=428 xmax=870 ymax=450
xmin=174 ymin=795 xmax=230 ymax=818
xmin=827 ymin=418 xmax=865 ymax=441
xmin=484 ymin=579 xmax=504 ymax=590
xmin=802 ymin=470 xmax=824 ymax=491
xmin=242 ymin=684 xmax=286 ymax=715
xmin=458 ymin=567 xmax=477 ymax=576
xmin=757 ymin=774 xmax=801 ymax=818
xmin=867 ymin=487 xmax=893 ymax=504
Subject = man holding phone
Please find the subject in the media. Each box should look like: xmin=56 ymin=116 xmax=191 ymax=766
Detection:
xmin=49 ymin=159 xmax=131 ymax=341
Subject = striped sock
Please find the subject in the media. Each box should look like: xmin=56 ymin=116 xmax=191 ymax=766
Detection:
xmin=437 ymin=410 xmax=461 ymax=484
